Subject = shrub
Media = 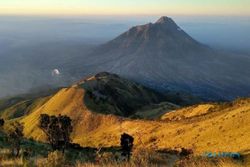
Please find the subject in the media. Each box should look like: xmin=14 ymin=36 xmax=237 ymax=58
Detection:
xmin=120 ymin=133 xmax=134 ymax=161
xmin=179 ymin=148 xmax=193 ymax=157
xmin=0 ymin=118 xmax=4 ymax=128
xmin=7 ymin=122 xmax=24 ymax=157
xmin=39 ymin=114 xmax=73 ymax=153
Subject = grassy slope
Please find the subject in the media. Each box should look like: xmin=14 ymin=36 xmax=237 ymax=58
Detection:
xmin=1 ymin=74 xmax=248 ymax=166
xmin=20 ymin=86 xmax=249 ymax=160
xmin=21 ymin=86 xmax=122 ymax=141
xmin=131 ymin=102 xmax=179 ymax=119
xmin=0 ymin=97 xmax=50 ymax=120
xmin=0 ymin=87 xmax=59 ymax=120
xmin=80 ymin=72 xmax=167 ymax=117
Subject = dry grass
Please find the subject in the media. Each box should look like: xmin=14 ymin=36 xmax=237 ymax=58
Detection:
xmin=174 ymin=157 xmax=244 ymax=167
xmin=76 ymin=148 xmax=176 ymax=167
xmin=17 ymin=86 xmax=250 ymax=157
xmin=75 ymin=150 xmax=245 ymax=167
xmin=0 ymin=146 xmax=247 ymax=167
xmin=0 ymin=148 xmax=35 ymax=167
xmin=1 ymin=78 xmax=250 ymax=166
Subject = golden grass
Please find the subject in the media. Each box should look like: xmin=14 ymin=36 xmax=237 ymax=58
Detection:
xmin=161 ymin=103 xmax=215 ymax=120
xmin=0 ymin=146 xmax=247 ymax=167
xmin=0 ymin=149 xmax=28 ymax=167
xmin=75 ymin=151 xmax=245 ymax=167
xmin=17 ymin=86 xmax=250 ymax=164
xmin=174 ymin=157 xmax=244 ymax=167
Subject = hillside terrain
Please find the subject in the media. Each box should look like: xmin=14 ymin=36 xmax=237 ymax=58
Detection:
xmin=0 ymin=73 xmax=248 ymax=165
xmin=0 ymin=73 xmax=249 ymax=167
xmin=22 ymin=95 xmax=249 ymax=154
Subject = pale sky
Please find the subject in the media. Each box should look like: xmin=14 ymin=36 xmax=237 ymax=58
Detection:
xmin=0 ymin=0 xmax=249 ymax=16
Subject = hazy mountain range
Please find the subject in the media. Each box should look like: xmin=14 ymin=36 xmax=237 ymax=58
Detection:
xmin=0 ymin=16 xmax=250 ymax=101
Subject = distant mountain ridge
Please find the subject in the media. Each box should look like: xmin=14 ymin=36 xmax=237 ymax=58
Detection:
xmin=66 ymin=16 xmax=250 ymax=100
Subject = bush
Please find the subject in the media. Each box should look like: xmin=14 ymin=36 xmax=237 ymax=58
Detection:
xmin=0 ymin=118 xmax=4 ymax=128
xmin=7 ymin=122 xmax=24 ymax=157
xmin=179 ymin=148 xmax=193 ymax=157
xmin=120 ymin=133 xmax=134 ymax=161
xmin=39 ymin=114 xmax=73 ymax=152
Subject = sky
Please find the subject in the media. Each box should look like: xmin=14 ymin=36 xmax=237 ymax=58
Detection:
xmin=0 ymin=0 xmax=249 ymax=16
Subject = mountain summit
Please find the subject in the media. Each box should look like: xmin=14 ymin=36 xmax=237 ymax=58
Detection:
xmin=155 ymin=16 xmax=180 ymax=28
xmin=67 ymin=17 xmax=250 ymax=100
xmin=106 ymin=16 xmax=203 ymax=55
xmin=154 ymin=16 xmax=187 ymax=34
xmin=156 ymin=16 xmax=173 ymax=23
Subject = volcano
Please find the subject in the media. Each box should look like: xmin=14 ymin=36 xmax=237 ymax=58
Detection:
xmin=67 ymin=16 xmax=250 ymax=100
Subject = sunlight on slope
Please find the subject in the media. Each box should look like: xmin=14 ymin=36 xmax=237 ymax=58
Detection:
xmin=21 ymin=86 xmax=122 ymax=142
xmin=161 ymin=104 xmax=214 ymax=120
xmin=20 ymin=85 xmax=250 ymax=165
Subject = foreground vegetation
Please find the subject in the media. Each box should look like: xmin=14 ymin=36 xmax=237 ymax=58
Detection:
xmin=0 ymin=131 xmax=247 ymax=167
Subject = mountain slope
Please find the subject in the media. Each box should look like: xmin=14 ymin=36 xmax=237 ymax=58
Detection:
xmin=0 ymin=72 xmax=248 ymax=165
xmin=78 ymin=72 xmax=167 ymax=116
xmin=66 ymin=16 xmax=250 ymax=100
xmin=17 ymin=72 xmax=175 ymax=139
xmin=21 ymin=93 xmax=250 ymax=160
xmin=0 ymin=88 xmax=60 ymax=120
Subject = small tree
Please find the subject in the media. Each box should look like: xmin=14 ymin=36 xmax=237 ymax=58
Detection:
xmin=39 ymin=114 xmax=73 ymax=153
xmin=0 ymin=118 xmax=4 ymax=127
xmin=120 ymin=133 xmax=134 ymax=161
xmin=0 ymin=118 xmax=4 ymax=132
xmin=7 ymin=122 xmax=24 ymax=157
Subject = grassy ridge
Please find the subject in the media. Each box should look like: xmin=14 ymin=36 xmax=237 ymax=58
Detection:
xmin=0 ymin=73 xmax=249 ymax=166
xmin=19 ymin=85 xmax=250 ymax=161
